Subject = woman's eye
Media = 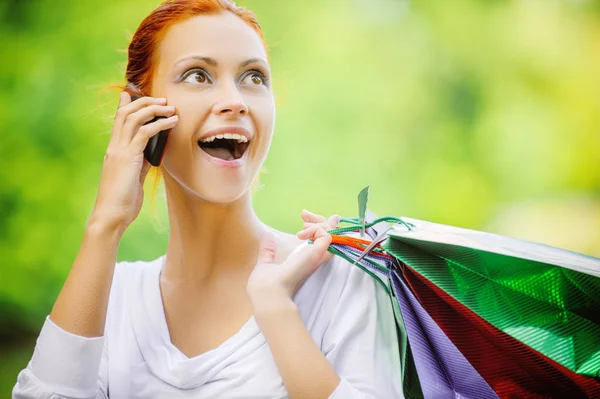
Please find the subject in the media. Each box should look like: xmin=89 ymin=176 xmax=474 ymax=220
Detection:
xmin=182 ymin=68 xmax=211 ymax=84
xmin=242 ymin=71 xmax=268 ymax=86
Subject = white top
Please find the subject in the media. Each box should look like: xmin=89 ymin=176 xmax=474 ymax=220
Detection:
xmin=13 ymin=253 xmax=403 ymax=399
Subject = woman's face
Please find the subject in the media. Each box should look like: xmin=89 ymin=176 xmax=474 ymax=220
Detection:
xmin=151 ymin=11 xmax=274 ymax=203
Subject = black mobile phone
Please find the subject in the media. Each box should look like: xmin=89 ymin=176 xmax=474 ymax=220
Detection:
xmin=125 ymin=83 xmax=170 ymax=167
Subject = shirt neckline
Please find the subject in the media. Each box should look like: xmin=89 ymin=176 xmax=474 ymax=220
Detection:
xmin=152 ymin=254 xmax=259 ymax=361
xmin=128 ymin=254 xmax=262 ymax=389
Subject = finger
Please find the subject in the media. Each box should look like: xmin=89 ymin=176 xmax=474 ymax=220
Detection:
xmin=301 ymin=209 xmax=326 ymax=224
xmin=313 ymin=226 xmax=334 ymax=265
xmin=300 ymin=217 xmax=339 ymax=235
xmin=286 ymin=226 xmax=332 ymax=284
xmin=112 ymin=95 xmax=167 ymax=150
xmin=311 ymin=225 xmax=333 ymax=252
xmin=298 ymin=224 xmax=336 ymax=265
xmin=129 ymin=115 xmax=178 ymax=154
xmin=294 ymin=225 xmax=332 ymax=256
xmin=302 ymin=217 xmax=340 ymax=231
xmin=327 ymin=214 xmax=341 ymax=230
xmin=121 ymin=104 xmax=177 ymax=144
xmin=114 ymin=95 xmax=165 ymax=129
xmin=118 ymin=90 xmax=131 ymax=109
xmin=302 ymin=222 xmax=324 ymax=229
xmin=257 ymin=231 xmax=277 ymax=264
xmin=315 ymin=226 xmax=335 ymax=265
xmin=108 ymin=91 xmax=132 ymax=149
xmin=297 ymin=223 xmax=322 ymax=239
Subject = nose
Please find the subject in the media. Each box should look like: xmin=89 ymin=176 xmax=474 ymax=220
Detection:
xmin=212 ymin=84 xmax=248 ymax=118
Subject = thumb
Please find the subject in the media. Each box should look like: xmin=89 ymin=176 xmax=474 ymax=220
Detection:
xmin=288 ymin=227 xmax=332 ymax=272
xmin=257 ymin=231 xmax=277 ymax=264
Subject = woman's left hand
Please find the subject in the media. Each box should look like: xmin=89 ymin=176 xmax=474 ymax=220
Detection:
xmin=247 ymin=210 xmax=341 ymax=314
xmin=298 ymin=210 xmax=341 ymax=265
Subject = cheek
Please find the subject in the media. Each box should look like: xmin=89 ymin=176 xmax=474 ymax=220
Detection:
xmin=169 ymin=97 xmax=211 ymax=141
xmin=174 ymin=96 xmax=210 ymax=121
xmin=249 ymin=95 xmax=275 ymax=131
xmin=253 ymin=111 xmax=275 ymax=160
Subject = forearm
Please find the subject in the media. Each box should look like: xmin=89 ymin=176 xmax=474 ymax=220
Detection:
xmin=49 ymin=215 xmax=123 ymax=337
xmin=255 ymin=300 xmax=341 ymax=399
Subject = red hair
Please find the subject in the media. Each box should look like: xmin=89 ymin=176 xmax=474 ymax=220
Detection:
xmin=116 ymin=0 xmax=268 ymax=223
xmin=126 ymin=0 xmax=268 ymax=96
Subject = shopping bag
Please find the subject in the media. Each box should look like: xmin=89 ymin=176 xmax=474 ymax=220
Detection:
xmin=326 ymin=187 xmax=600 ymax=398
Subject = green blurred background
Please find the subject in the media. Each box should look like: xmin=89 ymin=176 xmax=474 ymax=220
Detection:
xmin=1 ymin=0 xmax=599 ymax=394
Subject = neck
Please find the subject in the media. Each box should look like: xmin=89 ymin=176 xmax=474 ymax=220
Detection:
xmin=161 ymin=176 xmax=268 ymax=287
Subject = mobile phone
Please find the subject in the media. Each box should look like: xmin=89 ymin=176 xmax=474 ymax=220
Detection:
xmin=125 ymin=83 xmax=171 ymax=166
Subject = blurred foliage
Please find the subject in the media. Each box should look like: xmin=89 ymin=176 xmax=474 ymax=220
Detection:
xmin=1 ymin=0 xmax=599 ymax=394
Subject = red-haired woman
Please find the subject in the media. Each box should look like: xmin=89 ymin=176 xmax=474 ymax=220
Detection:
xmin=13 ymin=1 xmax=402 ymax=398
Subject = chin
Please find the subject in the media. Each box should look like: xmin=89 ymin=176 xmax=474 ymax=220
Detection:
xmin=161 ymin=171 xmax=250 ymax=204
xmin=193 ymin=180 xmax=252 ymax=204
xmin=161 ymin=138 xmax=264 ymax=204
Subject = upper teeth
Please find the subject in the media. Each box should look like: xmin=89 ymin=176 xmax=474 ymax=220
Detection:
xmin=199 ymin=133 xmax=249 ymax=143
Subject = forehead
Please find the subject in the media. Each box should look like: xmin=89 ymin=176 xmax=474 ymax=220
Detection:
xmin=156 ymin=12 xmax=267 ymax=69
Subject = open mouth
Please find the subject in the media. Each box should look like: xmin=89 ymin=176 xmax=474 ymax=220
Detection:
xmin=197 ymin=136 xmax=250 ymax=161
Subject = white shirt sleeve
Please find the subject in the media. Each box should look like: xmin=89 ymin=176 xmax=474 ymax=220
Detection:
xmin=323 ymin=258 xmax=404 ymax=399
xmin=12 ymin=316 xmax=109 ymax=399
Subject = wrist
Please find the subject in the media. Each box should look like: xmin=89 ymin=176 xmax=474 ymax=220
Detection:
xmin=251 ymin=294 xmax=298 ymax=322
xmin=85 ymin=212 xmax=126 ymax=241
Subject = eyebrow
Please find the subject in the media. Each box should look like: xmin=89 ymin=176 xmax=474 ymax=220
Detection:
xmin=173 ymin=55 xmax=268 ymax=70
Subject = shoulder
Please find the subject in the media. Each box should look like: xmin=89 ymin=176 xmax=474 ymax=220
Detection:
xmin=111 ymin=255 xmax=164 ymax=295
xmin=324 ymin=254 xmax=391 ymax=312
xmin=309 ymin=248 xmax=389 ymax=299
xmin=294 ymin=251 xmax=391 ymax=328
xmin=105 ymin=256 xmax=164 ymax=320
xmin=112 ymin=255 xmax=163 ymax=286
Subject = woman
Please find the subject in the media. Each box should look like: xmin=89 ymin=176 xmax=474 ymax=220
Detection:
xmin=13 ymin=1 xmax=402 ymax=398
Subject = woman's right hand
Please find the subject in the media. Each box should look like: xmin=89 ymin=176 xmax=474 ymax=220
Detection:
xmin=89 ymin=90 xmax=179 ymax=233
